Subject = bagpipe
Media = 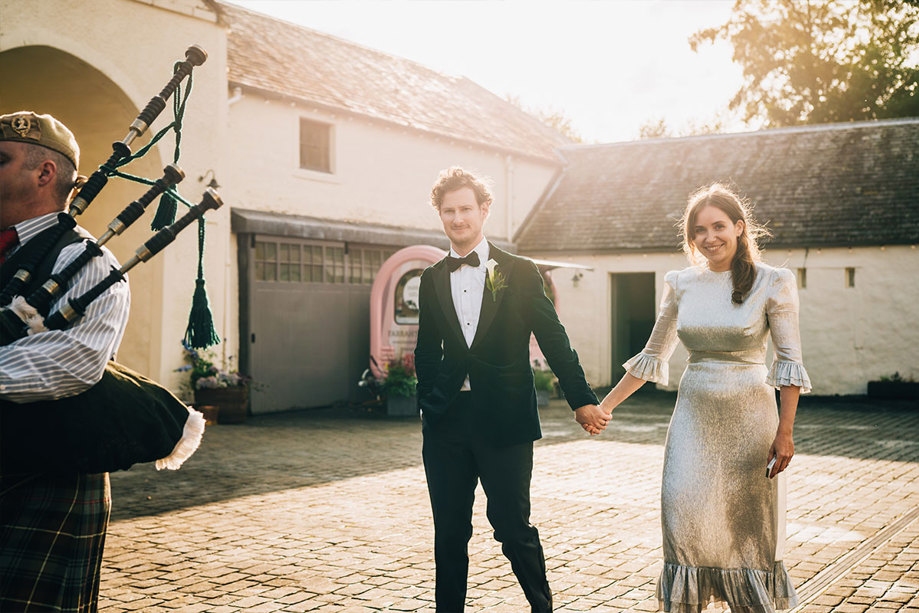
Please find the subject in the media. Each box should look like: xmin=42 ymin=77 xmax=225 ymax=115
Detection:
xmin=0 ymin=45 xmax=223 ymax=475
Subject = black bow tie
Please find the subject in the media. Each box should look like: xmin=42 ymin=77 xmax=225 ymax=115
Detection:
xmin=447 ymin=251 xmax=480 ymax=272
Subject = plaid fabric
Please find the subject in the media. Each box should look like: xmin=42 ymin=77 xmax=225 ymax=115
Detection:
xmin=0 ymin=472 xmax=110 ymax=612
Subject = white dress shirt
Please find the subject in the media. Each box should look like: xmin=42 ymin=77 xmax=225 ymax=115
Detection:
xmin=450 ymin=237 xmax=489 ymax=391
xmin=0 ymin=211 xmax=131 ymax=403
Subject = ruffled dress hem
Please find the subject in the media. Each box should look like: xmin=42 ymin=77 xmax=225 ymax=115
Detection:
xmin=766 ymin=361 xmax=812 ymax=394
xmin=657 ymin=560 xmax=798 ymax=613
xmin=623 ymin=352 xmax=669 ymax=385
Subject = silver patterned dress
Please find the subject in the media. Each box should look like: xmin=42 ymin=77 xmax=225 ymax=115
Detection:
xmin=624 ymin=263 xmax=811 ymax=613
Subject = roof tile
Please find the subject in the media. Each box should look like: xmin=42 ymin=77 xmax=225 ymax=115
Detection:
xmin=517 ymin=120 xmax=919 ymax=251
xmin=218 ymin=2 xmax=569 ymax=161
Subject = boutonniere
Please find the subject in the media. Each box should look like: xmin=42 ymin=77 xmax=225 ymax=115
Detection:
xmin=484 ymin=258 xmax=508 ymax=301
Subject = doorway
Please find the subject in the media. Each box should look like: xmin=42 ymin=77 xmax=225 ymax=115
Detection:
xmin=610 ymin=273 xmax=656 ymax=384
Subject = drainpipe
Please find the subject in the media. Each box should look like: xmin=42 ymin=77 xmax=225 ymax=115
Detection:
xmin=504 ymin=155 xmax=515 ymax=241
xmin=227 ymin=86 xmax=243 ymax=106
xmin=225 ymin=85 xmax=242 ymax=362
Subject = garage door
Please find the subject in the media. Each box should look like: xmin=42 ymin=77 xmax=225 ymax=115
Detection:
xmin=245 ymin=236 xmax=394 ymax=413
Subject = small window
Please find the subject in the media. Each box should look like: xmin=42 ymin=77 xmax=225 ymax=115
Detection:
xmin=304 ymin=245 xmax=323 ymax=282
xmin=797 ymin=268 xmax=806 ymax=289
xmin=279 ymin=243 xmax=301 ymax=282
xmin=299 ymin=118 xmax=331 ymax=173
xmin=254 ymin=242 xmax=277 ymax=281
xmin=349 ymin=249 xmax=364 ymax=284
xmin=325 ymin=246 xmax=345 ymax=283
xmin=256 ymin=240 xmax=395 ymax=285
xmin=365 ymin=250 xmax=381 ymax=285
xmin=845 ymin=267 xmax=855 ymax=288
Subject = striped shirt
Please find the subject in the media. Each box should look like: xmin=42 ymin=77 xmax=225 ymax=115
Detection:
xmin=0 ymin=212 xmax=131 ymax=403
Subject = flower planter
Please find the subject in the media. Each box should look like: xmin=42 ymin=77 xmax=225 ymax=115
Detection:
xmin=198 ymin=404 xmax=220 ymax=426
xmin=867 ymin=381 xmax=919 ymax=401
xmin=195 ymin=386 xmax=249 ymax=424
xmin=386 ymin=394 xmax=418 ymax=417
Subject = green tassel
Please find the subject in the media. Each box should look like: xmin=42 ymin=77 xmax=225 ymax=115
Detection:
xmin=184 ymin=278 xmax=220 ymax=349
xmin=151 ymin=192 xmax=178 ymax=231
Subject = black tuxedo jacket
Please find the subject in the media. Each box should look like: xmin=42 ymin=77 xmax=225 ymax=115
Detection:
xmin=414 ymin=243 xmax=599 ymax=446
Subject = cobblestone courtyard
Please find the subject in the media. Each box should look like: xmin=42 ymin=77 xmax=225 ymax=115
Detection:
xmin=101 ymin=393 xmax=919 ymax=612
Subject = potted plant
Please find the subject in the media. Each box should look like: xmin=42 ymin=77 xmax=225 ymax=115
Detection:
xmin=178 ymin=341 xmax=252 ymax=424
xmin=867 ymin=372 xmax=919 ymax=401
xmin=380 ymin=354 xmax=418 ymax=417
xmin=532 ymin=360 xmax=556 ymax=408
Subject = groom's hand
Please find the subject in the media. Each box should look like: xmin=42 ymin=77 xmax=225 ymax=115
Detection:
xmin=575 ymin=404 xmax=609 ymax=436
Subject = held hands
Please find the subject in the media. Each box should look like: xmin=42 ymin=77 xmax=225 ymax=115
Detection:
xmin=575 ymin=404 xmax=610 ymax=436
xmin=767 ymin=430 xmax=794 ymax=479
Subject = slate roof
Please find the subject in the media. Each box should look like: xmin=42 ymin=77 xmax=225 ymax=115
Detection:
xmin=217 ymin=2 xmax=569 ymax=162
xmin=516 ymin=119 xmax=919 ymax=253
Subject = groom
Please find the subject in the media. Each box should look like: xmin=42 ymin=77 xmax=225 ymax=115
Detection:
xmin=414 ymin=167 xmax=609 ymax=612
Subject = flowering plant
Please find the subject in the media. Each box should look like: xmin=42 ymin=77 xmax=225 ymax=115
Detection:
xmin=532 ymin=358 xmax=557 ymax=392
xmin=380 ymin=354 xmax=418 ymax=398
xmin=177 ymin=340 xmax=251 ymax=390
xmin=485 ymin=258 xmax=508 ymax=301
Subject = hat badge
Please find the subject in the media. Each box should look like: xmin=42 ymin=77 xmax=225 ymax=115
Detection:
xmin=10 ymin=115 xmax=32 ymax=137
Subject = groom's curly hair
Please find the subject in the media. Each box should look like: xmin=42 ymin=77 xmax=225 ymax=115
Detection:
xmin=430 ymin=167 xmax=493 ymax=211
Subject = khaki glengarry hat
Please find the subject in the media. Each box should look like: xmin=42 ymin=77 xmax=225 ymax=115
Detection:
xmin=0 ymin=111 xmax=80 ymax=168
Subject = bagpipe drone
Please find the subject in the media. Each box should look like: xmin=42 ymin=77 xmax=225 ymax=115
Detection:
xmin=0 ymin=45 xmax=224 ymax=475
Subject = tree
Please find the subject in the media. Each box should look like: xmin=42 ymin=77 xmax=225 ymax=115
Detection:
xmin=505 ymin=95 xmax=584 ymax=143
xmin=691 ymin=0 xmax=919 ymax=127
xmin=638 ymin=115 xmax=727 ymax=139
xmin=639 ymin=118 xmax=672 ymax=139
xmin=534 ymin=108 xmax=584 ymax=143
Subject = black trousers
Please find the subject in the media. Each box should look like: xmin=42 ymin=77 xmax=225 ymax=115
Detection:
xmin=422 ymin=393 xmax=551 ymax=612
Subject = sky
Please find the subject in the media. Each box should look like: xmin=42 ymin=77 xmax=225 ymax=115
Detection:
xmin=231 ymin=0 xmax=747 ymax=144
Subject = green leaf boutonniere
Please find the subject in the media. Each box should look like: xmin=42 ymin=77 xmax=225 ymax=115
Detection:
xmin=484 ymin=258 xmax=508 ymax=302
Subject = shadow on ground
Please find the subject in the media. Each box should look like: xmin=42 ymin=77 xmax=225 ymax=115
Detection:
xmin=110 ymin=389 xmax=917 ymax=522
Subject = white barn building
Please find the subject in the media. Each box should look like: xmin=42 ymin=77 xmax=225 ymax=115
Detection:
xmin=3 ymin=0 xmax=915 ymax=405
xmin=1 ymin=0 xmax=568 ymax=411
xmin=516 ymin=119 xmax=919 ymax=396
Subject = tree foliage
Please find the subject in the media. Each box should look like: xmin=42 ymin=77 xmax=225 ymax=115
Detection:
xmin=638 ymin=116 xmax=728 ymax=139
xmin=506 ymin=95 xmax=584 ymax=143
xmin=639 ymin=118 xmax=672 ymax=139
xmin=691 ymin=0 xmax=919 ymax=127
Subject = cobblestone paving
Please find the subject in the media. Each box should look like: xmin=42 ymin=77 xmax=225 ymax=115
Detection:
xmin=100 ymin=393 xmax=919 ymax=612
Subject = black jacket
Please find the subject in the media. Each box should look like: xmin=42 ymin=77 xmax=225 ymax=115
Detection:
xmin=414 ymin=243 xmax=598 ymax=446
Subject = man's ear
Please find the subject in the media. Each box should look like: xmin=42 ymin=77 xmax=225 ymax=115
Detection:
xmin=36 ymin=159 xmax=57 ymax=187
xmin=481 ymin=200 xmax=492 ymax=218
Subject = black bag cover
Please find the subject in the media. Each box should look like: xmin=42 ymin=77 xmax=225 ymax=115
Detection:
xmin=1 ymin=361 xmax=190 ymax=474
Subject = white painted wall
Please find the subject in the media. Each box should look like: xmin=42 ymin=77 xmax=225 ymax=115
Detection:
xmin=223 ymin=94 xmax=559 ymax=241
xmin=535 ymin=245 xmax=919 ymax=396
xmin=1 ymin=0 xmax=230 ymax=389
xmin=2 ymin=0 xmax=561 ymax=391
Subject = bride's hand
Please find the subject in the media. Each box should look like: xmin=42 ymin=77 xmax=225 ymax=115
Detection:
xmin=768 ymin=430 xmax=794 ymax=478
xmin=575 ymin=404 xmax=609 ymax=436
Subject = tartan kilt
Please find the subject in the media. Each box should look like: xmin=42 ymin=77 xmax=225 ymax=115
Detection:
xmin=0 ymin=472 xmax=110 ymax=613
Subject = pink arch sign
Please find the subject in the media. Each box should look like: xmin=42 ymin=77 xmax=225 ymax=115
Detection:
xmin=369 ymin=245 xmax=446 ymax=378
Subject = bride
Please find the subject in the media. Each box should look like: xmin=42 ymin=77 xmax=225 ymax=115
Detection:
xmin=593 ymin=183 xmax=809 ymax=612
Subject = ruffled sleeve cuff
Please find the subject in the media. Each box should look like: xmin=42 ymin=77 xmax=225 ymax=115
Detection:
xmin=766 ymin=361 xmax=812 ymax=393
xmin=623 ymin=352 xmax=669 ymax=385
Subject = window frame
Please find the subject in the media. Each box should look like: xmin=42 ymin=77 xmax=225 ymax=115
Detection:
xmin=298 ymin=117 xmax=333 ymax=174
xmin=253 ymin=238 xmax=396 ymax=286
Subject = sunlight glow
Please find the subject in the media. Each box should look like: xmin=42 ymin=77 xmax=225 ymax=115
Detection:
xmin=229 ymin=0 xmax=746 ymax=143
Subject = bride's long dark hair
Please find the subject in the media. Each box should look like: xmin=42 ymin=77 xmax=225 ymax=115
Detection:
xmin=681 ymin=184 xmax=771 ymax=304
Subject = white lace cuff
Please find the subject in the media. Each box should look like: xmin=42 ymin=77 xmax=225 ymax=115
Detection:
xmin=766 ymin=361 xmax=812 ymax=394
xmin=623 ymin=352 xmax=669 ymax=385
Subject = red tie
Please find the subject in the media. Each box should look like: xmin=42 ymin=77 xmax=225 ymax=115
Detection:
xmin=0 ymin=227 xmax=19 ymax=265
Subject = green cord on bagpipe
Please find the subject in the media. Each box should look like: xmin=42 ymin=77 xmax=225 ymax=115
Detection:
xmin=0 ymin=44 xmax=221 ymax=350
xmin=93 ymin=62 xmax=219 ymax=349
xmin=0 ymin=46 xmax=221 ymax=478
xmin=93 ymin=67 xmax=219 ymax=348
